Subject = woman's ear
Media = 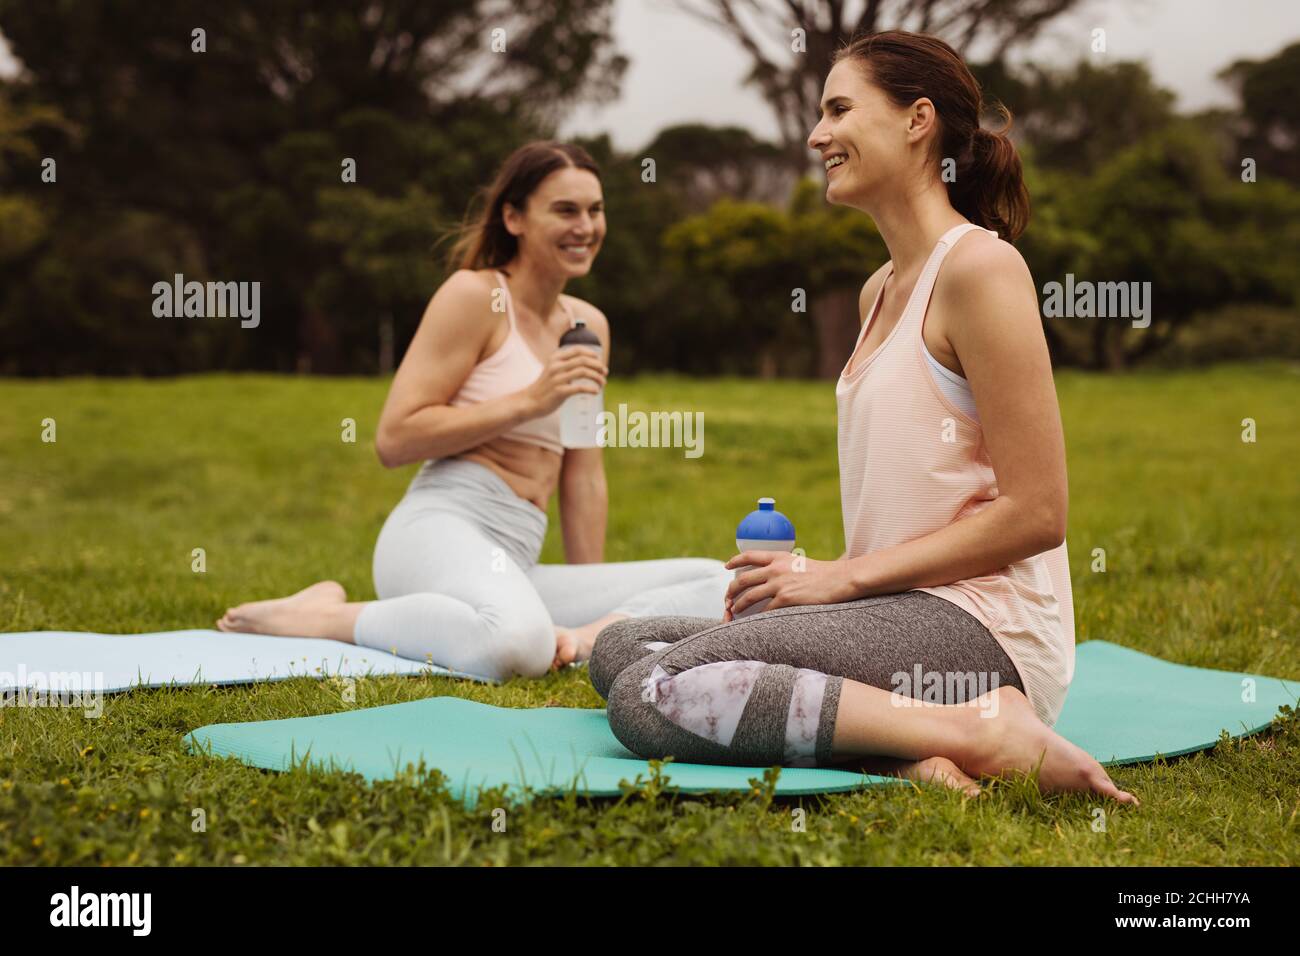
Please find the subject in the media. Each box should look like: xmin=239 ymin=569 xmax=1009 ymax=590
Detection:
xmin=906 ymin=97 xmax=938 ymax=144
xmin=502 ymin=201 xmax=524 ymax=237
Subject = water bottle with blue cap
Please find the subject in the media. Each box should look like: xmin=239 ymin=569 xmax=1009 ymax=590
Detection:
xmin=732 ymin=497 xmax=796 ymax=618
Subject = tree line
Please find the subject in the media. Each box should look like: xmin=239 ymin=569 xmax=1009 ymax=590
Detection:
xmin=0 ymin=1 xmax=1295 ymax=376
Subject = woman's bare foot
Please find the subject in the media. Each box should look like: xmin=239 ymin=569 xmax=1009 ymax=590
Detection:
xmin=902 ymin=756 xmax=982 ymax=797
xmin=960 ymin=686 xmax=1140 ymax=805
xmin=552 ymin=613 xmax=629 ymax=670
xmin=216 ymin=580 xmax=349 ymax=640
xmin=552 ymin=623 xmax=600 ymax=669
xmin=552 ymin=626 xmax=581 ymax=669
xmin=846 ymin=754 xmax=983 ymax=797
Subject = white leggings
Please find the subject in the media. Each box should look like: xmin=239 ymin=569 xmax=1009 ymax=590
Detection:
xmin=353 ymin=459 xmax=731 ymax=681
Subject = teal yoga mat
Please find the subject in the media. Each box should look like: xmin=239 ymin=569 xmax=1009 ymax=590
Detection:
xmin=185 ymin=640 xmax=1297 ymax=806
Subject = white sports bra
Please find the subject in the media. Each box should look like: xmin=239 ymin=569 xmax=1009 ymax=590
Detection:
xmin=924 ymin=342 xmax=979 ymax=421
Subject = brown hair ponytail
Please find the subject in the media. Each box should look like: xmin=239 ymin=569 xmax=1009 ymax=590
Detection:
xmin=833 ymin=31 xmax=1029 ymax=241
xmin=444 ymin=140 xmax=601 ymax=271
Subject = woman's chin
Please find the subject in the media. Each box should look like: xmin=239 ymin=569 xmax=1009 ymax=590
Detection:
xmin=560 ymin=257 xmax=595 ymax=278
xmin=825 ymin=180 xmax=868 ymax=210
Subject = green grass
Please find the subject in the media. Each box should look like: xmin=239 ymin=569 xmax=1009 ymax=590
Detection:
xmin=1 ymin=364 xmax=1297 ymax=865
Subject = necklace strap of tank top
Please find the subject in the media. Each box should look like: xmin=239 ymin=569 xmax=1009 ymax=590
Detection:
xmin=932 ymin=222 xmax=990 ymax=256
xmin=493 ymin=270 xmax=517 ymax=330
xmin=906 ymin=223 xmax=991 ymax=334
xmin=558 ymin=294 xmax=579 ymax=326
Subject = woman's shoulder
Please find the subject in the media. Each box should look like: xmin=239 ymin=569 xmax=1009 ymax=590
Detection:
xmin=417 ymin=269 xmax=506 ymax=345
xmin=941 ymin=229 xmax=1032 ymax=293
xmin=430 ymin=268 xmax=510 ymax=315
xmin=936 ymin=229 xmax=1042 ymax=344
xmin=440 ymin=267 xmax=502 ymax=297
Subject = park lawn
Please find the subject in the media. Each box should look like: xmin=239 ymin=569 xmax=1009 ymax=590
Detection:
xmin=0 ymin=364 xmax=1297 ymax=866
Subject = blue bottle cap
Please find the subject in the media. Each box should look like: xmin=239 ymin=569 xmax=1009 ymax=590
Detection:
xmin=736 ymin=497 xmax=795 ymax=541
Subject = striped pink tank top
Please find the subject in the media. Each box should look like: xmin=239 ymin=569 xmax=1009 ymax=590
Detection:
xmin=836 ymin=223 xmax=1075 ymax=727
xmin=448 ymin=270 xmax=566 ymax=455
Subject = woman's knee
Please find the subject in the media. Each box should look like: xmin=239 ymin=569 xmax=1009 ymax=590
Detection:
xmin=680 ymin=557 xmax=728 ymax=577
xmin=457 ymin=604 xmax=555 ymax=681
xmin=499 ymin=616 xmax=556 ymax=679
xmin=590 ymin=618 xmax=666 ymax=699
xmin=589 ymin=615 xmax=722 ymax=700
xmin=604 ymin=656 xmax=662 ymax=752
xmin=589 ymin=619 xmax=634 ymax=700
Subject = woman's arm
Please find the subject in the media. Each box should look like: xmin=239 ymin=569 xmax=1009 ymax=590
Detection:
xmin=375 ymin=271 xmax=606 ymax=468
xmin=558 ymin=301 xmax=613 ymax=563
xmin=559 ymin=448 xmax=608 ymax=562
xmin=726 ymin=236 xmax=1066 ymax=615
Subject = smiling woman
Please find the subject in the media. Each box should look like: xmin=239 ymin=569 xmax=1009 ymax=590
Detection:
xmin=591 ymin=32 xmax=1138 ymax=807
xmin=216 ymin=140 xmax=733 ymax=677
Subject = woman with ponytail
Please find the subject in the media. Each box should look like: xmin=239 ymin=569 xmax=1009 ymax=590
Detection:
xmin=591 ymin=32 xmax=1137 ymax=804
xmin=217 ymin=141 xmax=730 ymax=678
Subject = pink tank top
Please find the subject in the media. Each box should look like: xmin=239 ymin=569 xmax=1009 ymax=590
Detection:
xmin=448 ymin=270 xmax=567 ymax=455
xmin=836 ymin=223 xmax=1075 ymax=727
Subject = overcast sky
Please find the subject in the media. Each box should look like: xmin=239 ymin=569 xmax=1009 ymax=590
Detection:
xmin=557 ymin=0 xmax=1300 ymax=149
xmin=2 ymin=0 xmax=1296 ymax=152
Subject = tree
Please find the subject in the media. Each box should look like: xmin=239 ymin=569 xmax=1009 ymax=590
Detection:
xmin=991 ymin=60 xmax=1177 ymax=174
xmin=664 ymin=199 xmax=807 ymax=375
xmin=1053 ymin=121 xmax=1299 ymax=370
xmin=309 ymin=184 xmax=442 ymax=373
xmin=639 ymin=123 xmax=793 ymax=210
xmin=660 ymin=181 xmax=890 ymax=378
xmin=1219 ymin=41 xmax=1300 ymax=185
xmin=0 ymin=0 xmax=626 ymax=374
xmin=668 ymin=1 xmax=1085 ymax=370
xmin=672 ymin=0 xmax=1082 ymax=171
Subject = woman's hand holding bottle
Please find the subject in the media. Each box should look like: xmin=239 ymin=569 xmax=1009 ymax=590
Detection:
xmin=524 ymin=349 xmax=607 ymax=418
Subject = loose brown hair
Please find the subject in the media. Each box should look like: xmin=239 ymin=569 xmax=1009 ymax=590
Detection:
xmin=444 ymin=141 xmax=602 ymax=271
xmin=833 ymin=31 xmax=1029 ymax=241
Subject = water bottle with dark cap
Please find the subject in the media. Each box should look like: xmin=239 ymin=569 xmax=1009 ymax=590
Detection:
xmin=558 ymin=319 xmax=604 ymax=448
xmin=732 ymin=497 xmax=796 ymax=619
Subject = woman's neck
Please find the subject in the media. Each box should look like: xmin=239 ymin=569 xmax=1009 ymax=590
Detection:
xmin=864 ymin=177 xmax=968 ymax=279
xmin=501 ymin=256 xmax=565 ymax=325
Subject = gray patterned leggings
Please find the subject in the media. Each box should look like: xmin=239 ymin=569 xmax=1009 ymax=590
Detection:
xmin=590 ymin=591 xmax=1025 ymax=767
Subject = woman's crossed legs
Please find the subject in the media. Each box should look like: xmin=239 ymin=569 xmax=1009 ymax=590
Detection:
xmin=591 ymin=591 xmax=1139 ymax=803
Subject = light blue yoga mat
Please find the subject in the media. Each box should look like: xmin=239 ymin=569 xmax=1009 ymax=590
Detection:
xmin=0 ymin=629 xmax=493 ymax=693
xmin=185 ymin=640 xmax=1298 ymax=806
